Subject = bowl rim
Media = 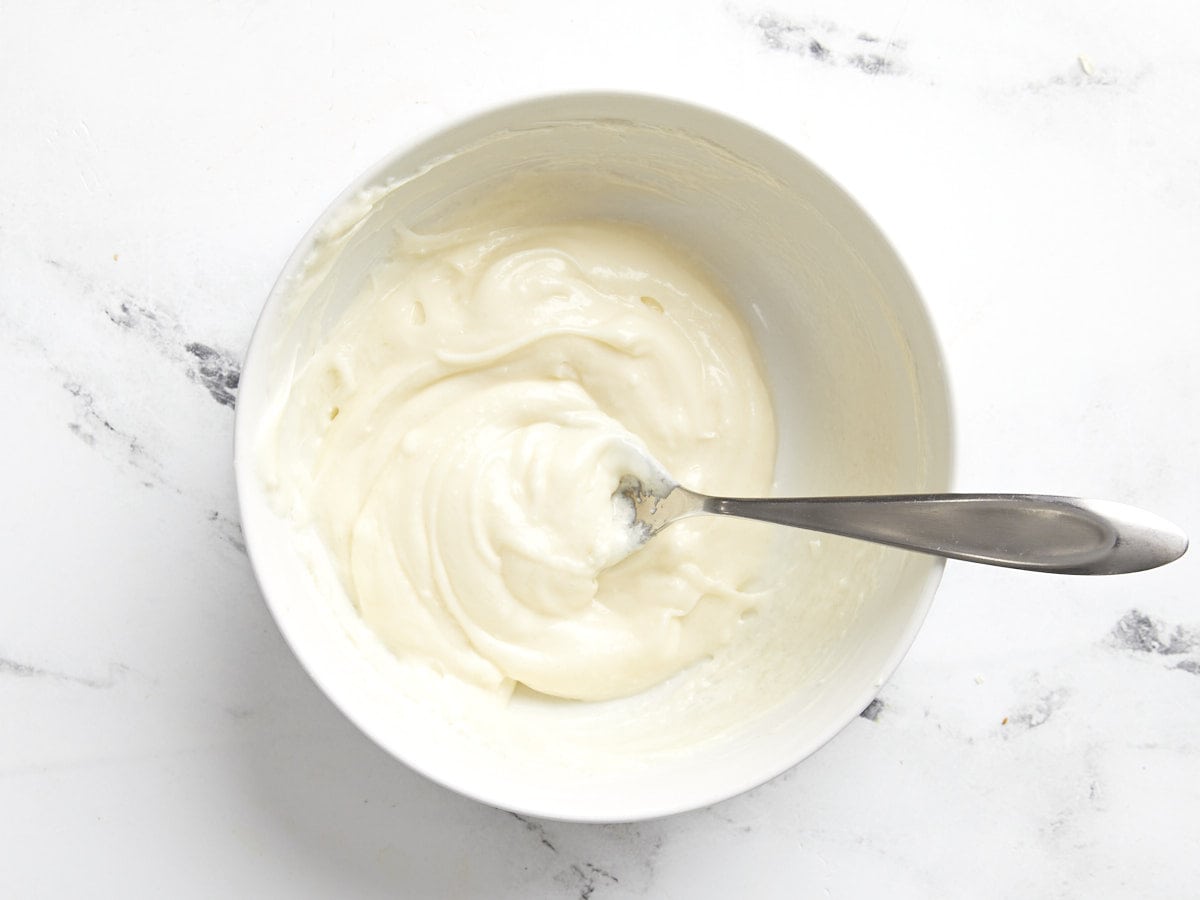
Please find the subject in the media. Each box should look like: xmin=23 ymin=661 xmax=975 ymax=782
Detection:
xmin=233 ymin=89 xmax=956 ymax=823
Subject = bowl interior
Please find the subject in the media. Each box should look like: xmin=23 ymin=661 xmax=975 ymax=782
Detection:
xmin=235 ymin=93 xmax=952 ymax=821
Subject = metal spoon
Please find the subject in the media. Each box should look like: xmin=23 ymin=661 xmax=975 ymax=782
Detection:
xmin=616 ymin=475 xmax=1187 ymax=575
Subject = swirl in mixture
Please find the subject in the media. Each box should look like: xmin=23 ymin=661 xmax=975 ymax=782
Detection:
xmin=262 ymin=221 xmax=776 ymax=701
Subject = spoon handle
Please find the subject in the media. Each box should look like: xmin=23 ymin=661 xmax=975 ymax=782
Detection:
xmin=705 ymin=493 xmax=1187 ymax=574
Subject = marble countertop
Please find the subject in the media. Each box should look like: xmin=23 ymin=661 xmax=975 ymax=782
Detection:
xmin=3 ymin=1 xmax=1197 ymax=896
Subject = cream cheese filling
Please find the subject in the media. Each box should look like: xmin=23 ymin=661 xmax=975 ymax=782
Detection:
xmin=261 ymin=220 xmax=776 ymax=701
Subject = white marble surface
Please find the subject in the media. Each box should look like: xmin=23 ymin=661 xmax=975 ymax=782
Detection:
xmin=3 ymin=1 xmax=1198 ymax=896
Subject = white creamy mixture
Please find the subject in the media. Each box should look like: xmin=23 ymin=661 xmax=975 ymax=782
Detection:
xmin=262 ymin=221 xmax=776 ymax=701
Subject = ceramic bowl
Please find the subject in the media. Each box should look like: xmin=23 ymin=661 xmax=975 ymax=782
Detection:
xmin=234 ymin=93 xmax=953 ymax=822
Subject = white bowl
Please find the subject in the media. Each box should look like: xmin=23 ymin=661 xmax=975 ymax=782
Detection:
xmin=234 ymin=93 xmax=953 ymax=822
